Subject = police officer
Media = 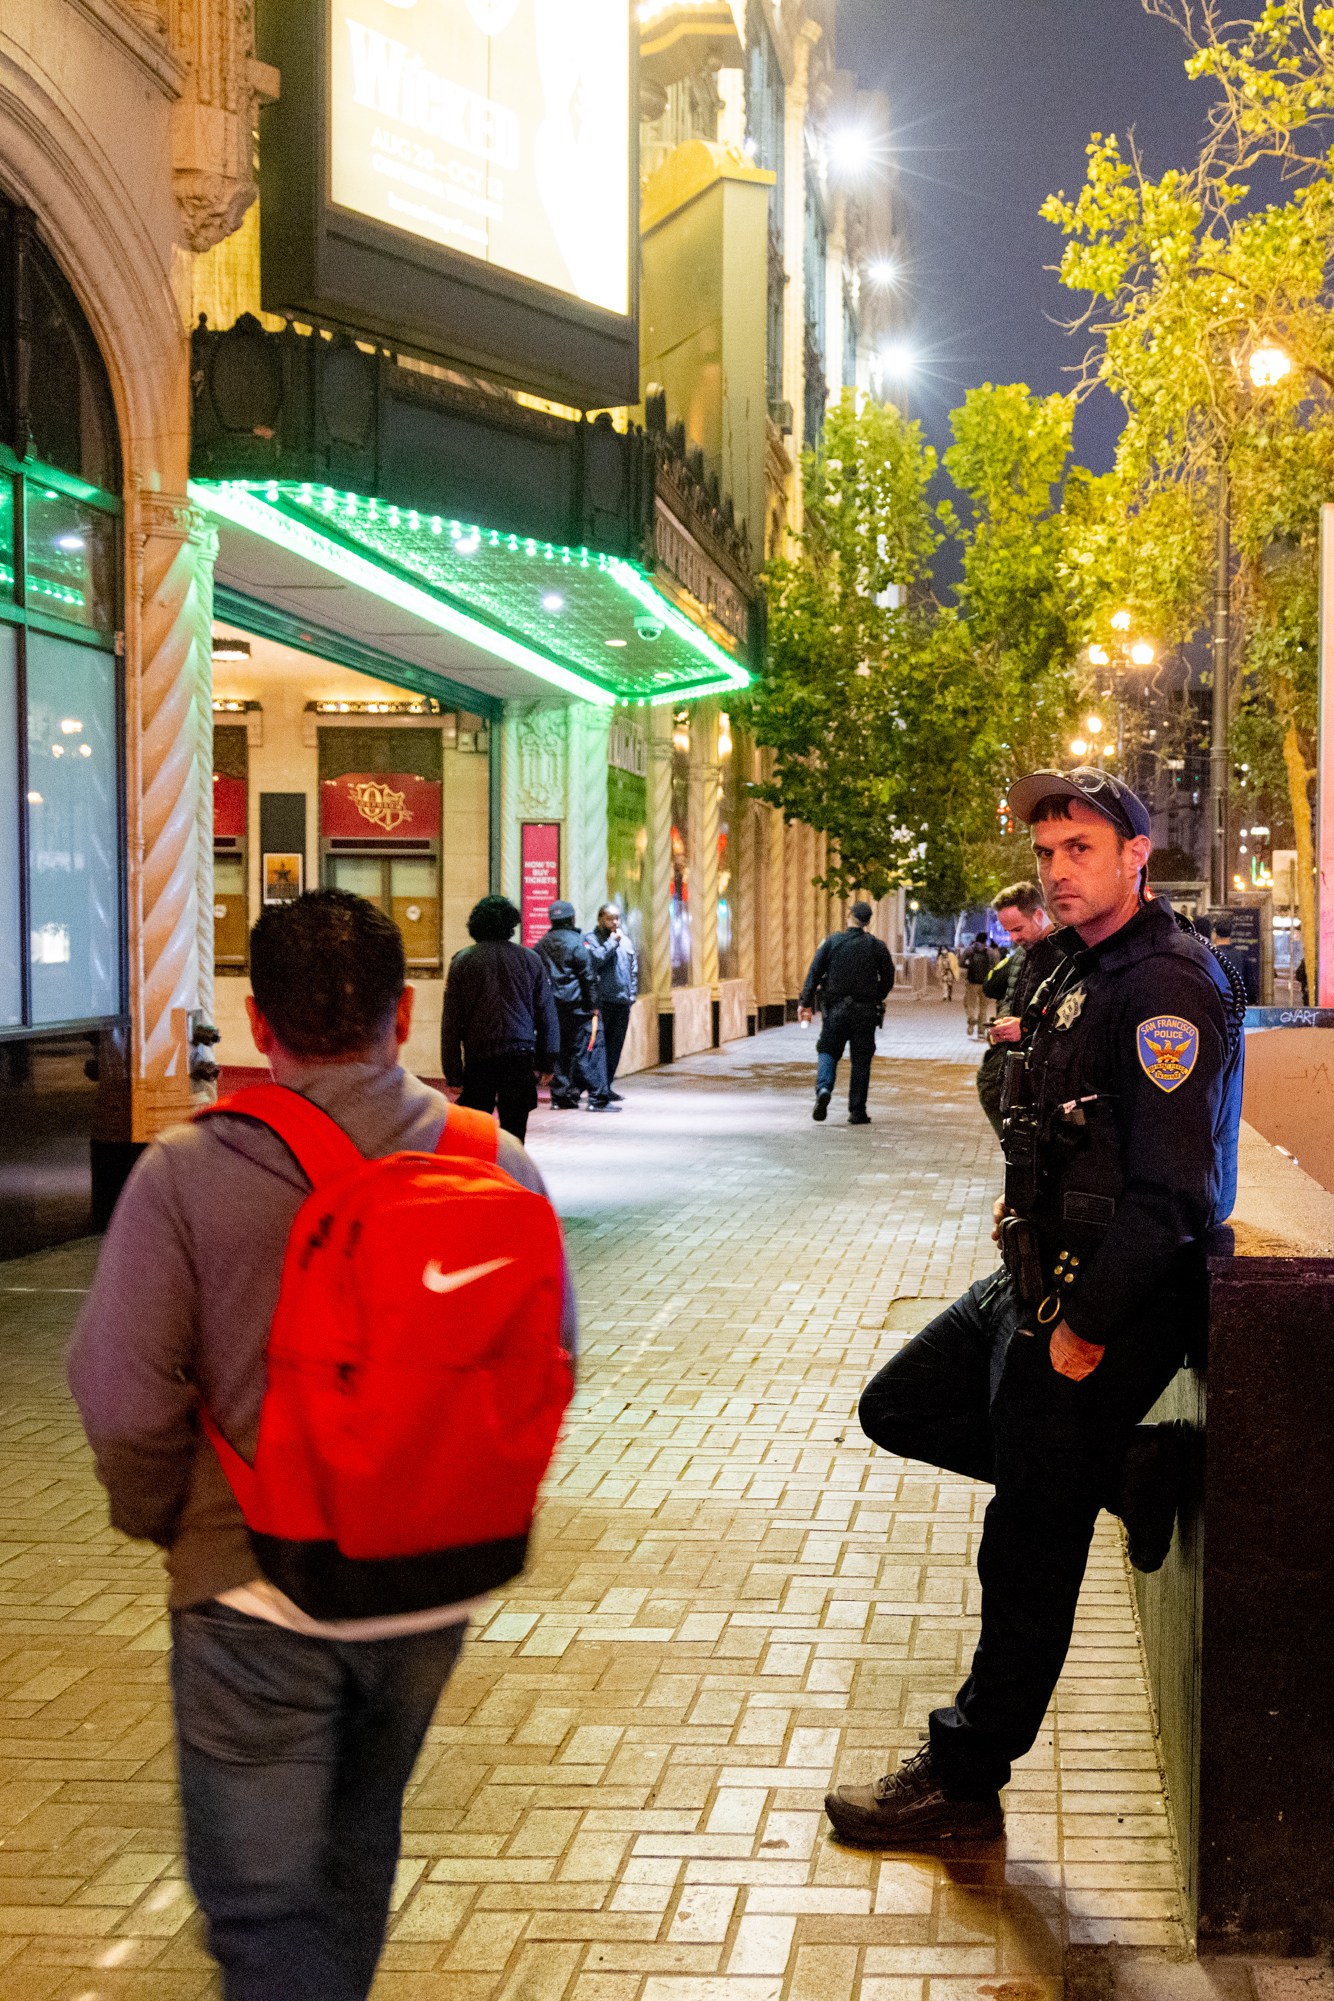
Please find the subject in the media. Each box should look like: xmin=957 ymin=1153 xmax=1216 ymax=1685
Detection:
xmin=825 ymin=768 xmax=1244 ymax=1848
xmin=976 ymin=882 xmax=1061 ymax=1139
xmin=534 ymin=902 xmax=611 ymax=1111
xmin=799 ymin=901 xmax=896 ymax=1124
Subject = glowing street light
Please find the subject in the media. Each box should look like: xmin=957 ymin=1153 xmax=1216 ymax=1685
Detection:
xmin=1130 ymin=639 xmax=1156 ymax=667
xmin=1088 ymin=643 xmax=1110 ymax=667
xmin=1086 ymin=715 xmax=1104 ymax=734
xmin=1249 ymin=344 xmax=1294 ymax=390
xmin=1111 ymin=609 xmax=1132 ymax=633
xmin=867 ymin=258 xmax=898 ymax=288
xmin=1070 ymin=737 xmax=1090 ymax=758
xmin=877 ymin=342 xmax=915 ymax=381
xmin=828 ymin=126 xmax=878 ymax=179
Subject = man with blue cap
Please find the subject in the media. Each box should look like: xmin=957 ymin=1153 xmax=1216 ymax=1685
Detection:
xmin=825 ymin=767 xmax=1245 ymax=1849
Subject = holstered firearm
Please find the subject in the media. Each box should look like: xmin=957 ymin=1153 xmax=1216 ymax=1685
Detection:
xmin=999 ymin=1049 xmax=1045 ymax=1306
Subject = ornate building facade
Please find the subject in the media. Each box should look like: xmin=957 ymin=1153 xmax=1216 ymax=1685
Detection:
xmin=0 ymin=0 xmax=901 ymax=1251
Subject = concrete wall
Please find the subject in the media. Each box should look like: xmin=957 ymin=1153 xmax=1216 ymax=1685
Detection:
xmin=1241 ymin=1027 xmax=1334 ymax=1194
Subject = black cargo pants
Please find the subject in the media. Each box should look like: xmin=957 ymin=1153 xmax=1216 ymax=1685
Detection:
xmin=859 ymin=1273 xmax=1185 ymax=1795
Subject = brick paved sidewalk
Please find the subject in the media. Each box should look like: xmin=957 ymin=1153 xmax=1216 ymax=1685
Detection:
xmin=0 ymin=1001 xmax=1187 ymax=1999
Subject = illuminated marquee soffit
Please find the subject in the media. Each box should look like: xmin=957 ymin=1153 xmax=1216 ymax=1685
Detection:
xmin=189 ymin=481 xmax=750 ymax=707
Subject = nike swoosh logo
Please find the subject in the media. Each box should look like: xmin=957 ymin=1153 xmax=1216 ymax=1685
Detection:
xmin=421 ymin=1256 xmax=516 ymax=1295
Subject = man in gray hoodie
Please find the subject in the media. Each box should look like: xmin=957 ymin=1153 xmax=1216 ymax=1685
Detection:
xmin=68 ymin=890 xmax=577 ymax=2001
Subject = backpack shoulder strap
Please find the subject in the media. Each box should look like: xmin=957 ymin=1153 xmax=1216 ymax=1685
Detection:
xmin=436 ymin=1102 xmax=501 ymax=1166
xmin=196 ymin=1083 xmax=364 ymax=1188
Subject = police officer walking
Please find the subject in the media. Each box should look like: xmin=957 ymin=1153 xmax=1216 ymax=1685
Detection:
xmin=825 ymin=768 xmax=1244 ymax=1848
xmin=535 ymin=901 xmax=612 ymax=1111
xmin=798 ymin=901 xmax=896 ymax=1125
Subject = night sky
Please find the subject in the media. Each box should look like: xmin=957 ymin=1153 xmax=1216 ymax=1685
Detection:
xmin=837 ymin=0 xmax=1210 ymax=472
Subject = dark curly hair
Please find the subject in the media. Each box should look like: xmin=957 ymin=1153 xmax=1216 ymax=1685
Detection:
xmin=249 ymin=890 xmax=405 ymax=1058
xmin=467 ymin=895 xmax=522 ymax=942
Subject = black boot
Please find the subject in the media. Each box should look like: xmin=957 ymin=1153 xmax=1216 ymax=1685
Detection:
xmin=1111 ymin=1420 xmax=1193 ymax=1573
xmin=825 ymin=1745 xmax=1003 ymax=1848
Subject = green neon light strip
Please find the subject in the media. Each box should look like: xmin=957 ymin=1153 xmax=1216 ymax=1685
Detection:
xmin=192 ymin=480 xmax=750 ymax=705
xmin=190 ymin=480 xmax=618 ymax=707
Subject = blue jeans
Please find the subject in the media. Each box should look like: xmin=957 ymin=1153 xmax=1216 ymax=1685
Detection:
xmin=816 ymin=1002 xmax=879 ymax=1116
xmin=170 ymin=1601 xmax=466 ymax=2001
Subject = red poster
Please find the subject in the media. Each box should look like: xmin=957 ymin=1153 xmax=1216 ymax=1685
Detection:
xmin=521 ymin=823 xmax=561 ymax=947
xmin=213 ymin=772 xmax=247 ymax=840
xmin=320 ymin=773 xmax=442 ymax=840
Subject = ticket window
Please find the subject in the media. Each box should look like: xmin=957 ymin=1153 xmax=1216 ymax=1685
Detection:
xmin=324 ymin=852 xmax=442 ymax=969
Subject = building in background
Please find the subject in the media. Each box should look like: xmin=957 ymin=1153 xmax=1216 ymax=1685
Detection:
xmin=0 ymin=0 xmax=902 ymax=1252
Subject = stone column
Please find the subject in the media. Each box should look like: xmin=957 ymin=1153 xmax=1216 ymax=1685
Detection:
xmin=566 ymin=703 xmax=611 ymax=933
xmin=689 ymin=698 xmax=720 ymax=992
xmin=761 ymin=802 xmax=786 ymax=1012
xmin=125 ymin=491 xmax=217 ymax=1140
xmin=502 ymin=701 xmax=569 ymax=910
xmin=783 ymin=818 xmax=802 ymax=1000
xmin=644 ymin=705 xmax=675 ymax=1004
xmin=735 ymin=775 xmax=759 ymax=1012
xmin=783 ymin=19 xmax=823 ymax=522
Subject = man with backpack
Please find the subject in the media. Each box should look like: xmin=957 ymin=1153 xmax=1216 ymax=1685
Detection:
xmin=68 ymin=891 xmax=576 ymax=2001
xmin=962 ymin=930 xmax=995 ymax=1038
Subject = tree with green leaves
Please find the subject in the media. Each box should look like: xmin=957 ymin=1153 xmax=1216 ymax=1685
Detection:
xmin=1042 ymin=58 xmax=1334 ymax=967
xmin=747 ymin=386 xmax=1083 ymax=912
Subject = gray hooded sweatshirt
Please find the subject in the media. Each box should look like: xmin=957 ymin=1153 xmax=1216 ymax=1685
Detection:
xmin=67 ymin=1062 xmax=577 ymax=1612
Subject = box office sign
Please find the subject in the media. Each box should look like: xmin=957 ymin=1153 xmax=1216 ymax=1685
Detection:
xmin=521 ymin=821 xmax=560 ymax=946
xmin=320 ymin=772 xmax=442 ymax=839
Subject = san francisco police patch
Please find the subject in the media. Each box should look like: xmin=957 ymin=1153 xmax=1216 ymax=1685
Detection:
xmin=1137 ymin=1014 xmax=1199 ymax=1093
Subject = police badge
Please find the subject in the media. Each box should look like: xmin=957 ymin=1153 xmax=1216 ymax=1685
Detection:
xmin=1137 ymin=1014 xmax=1199 ymax=1093
xmin=1053 ymin=987 xmax=1086 ymax=1032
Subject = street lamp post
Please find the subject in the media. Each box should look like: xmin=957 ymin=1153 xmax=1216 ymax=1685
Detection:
xmin=1210 ymin=466 xmax=1231 ymax=907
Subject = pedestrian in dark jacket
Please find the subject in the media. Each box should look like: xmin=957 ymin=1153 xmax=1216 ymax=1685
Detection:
xmin=962 ymin=932 xmax=994 ymax=1038
xmin=442 ymin=895 xmax=559 ymax=1142
xmin=584 ymin=903 xmax=638 ymax=1101
xmin=798 ymin=901 xmax=896 ymax=1125
xmin=535 ymin=902 xmax=613 ymax=1110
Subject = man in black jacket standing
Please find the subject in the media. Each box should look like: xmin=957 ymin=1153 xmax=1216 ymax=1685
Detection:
xmin=441 ymin=895 xmax=559 ymax=1142
xmin=535 ymin=902 xmax=611 ymax=1111
xmin=799 ymin=901 xmax=896 ymax=1125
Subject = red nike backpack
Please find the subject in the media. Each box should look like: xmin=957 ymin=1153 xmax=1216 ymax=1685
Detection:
xmin=194 ymin=1085 xmax=573 ymax=1621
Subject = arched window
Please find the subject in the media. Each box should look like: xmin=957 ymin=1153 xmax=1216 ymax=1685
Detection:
xmin=0 ymin=194 xmax=124 ymax=1033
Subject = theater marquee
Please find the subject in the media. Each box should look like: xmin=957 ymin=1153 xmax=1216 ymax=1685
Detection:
xmin=257 ymin=0 xmax=639 ymax=407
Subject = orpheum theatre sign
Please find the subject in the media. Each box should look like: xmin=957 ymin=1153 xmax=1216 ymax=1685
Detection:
xmin=320 ymin=772 xmax=442 ymax=838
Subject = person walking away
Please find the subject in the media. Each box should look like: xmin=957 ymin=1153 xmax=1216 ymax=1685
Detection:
xmin=584 ymin=902 xmax=638 ymax=1102
xmin=1211 ymin=912 xmax=1259 ymax=1005
xmin=962 ymin=932 xmax=993 ymax=1037
xmin=799 ymin=900 xmax=896 ymax=1125
xmin=976 ymin=883 xmax=1060 ymax=1140
xmin=441 ymin=893 xmax=559 ymax=1142
xmin=68 ymin=890 xmax=579 ymax=1999
xmin=936 ymin=945 xmax=957 ymax=1002
xmin=534 ymin=901 xmax=612 ymax=1110
xmin=824 ymin=768 xmax=1244 ymax=1849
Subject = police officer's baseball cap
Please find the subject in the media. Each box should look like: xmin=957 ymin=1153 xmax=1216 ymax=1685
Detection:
xmin=1007 ymin=767 xmax=1151 ymax=842
xmin=548 ymin=900 xmax=576 ymax=923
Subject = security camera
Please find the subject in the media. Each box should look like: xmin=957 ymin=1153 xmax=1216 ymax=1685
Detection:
xmin=634 ymin=614 xmax=665 ymax=643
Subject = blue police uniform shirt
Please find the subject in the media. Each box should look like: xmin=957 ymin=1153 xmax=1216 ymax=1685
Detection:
xmin=1018 ymin=899 xmax=1244 ymax=1348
